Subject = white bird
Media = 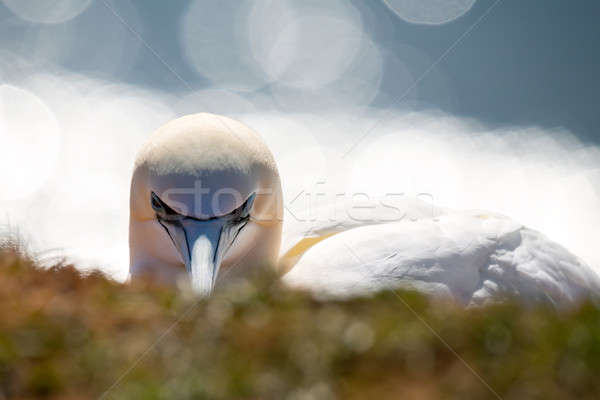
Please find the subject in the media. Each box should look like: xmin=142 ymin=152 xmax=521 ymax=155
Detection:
xmin=129 ymin=113 xmax=600 ymax=307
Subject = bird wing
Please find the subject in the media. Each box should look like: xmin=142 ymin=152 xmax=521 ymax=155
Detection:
xmin=282 ymin=208 xmax=600 ymax=307
xmin=279 ymin=196 xmax=441 ymax=272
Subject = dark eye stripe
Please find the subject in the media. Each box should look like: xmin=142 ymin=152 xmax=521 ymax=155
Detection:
xmin=150 ymin=192 xmax=184 ymax=223
xmin=150 ymin=192 xmax=255 ymax=222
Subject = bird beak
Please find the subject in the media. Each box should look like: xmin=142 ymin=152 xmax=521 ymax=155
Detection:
xmin=183 ymin=218 xmax=228 ymax=294
xmin=161 ymin=217 xmax=230 ymax=295
xmin=151 ymin=191 xmax=255 ymax=295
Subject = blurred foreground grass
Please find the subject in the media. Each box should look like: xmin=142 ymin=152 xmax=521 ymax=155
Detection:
xmin=1 ymin=247 xmax=600 ymax=400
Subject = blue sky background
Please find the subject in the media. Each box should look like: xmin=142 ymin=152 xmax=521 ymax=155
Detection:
xmin=2 ymin=0 xmax=598 ymax=141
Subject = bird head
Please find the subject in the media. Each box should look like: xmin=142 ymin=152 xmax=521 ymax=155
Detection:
xmin=129 ymin=113 xmax=283 ymax=294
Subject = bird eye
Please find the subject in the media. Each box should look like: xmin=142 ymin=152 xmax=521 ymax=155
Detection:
xmin=241 ymin=192 xmax=256 ymax=218
xmin=151 ymin=192 xmax=163 ymax=212
xmin=230 ymin=192 xmax=256 ymax=224
xmin=150 ymin=192 xmax=181 ymax=220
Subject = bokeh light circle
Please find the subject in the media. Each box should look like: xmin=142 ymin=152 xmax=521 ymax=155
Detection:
xmin=1 ymin=0 xmax=93 ymax=24
xmin=180 ymin=0 xmax=368 ymax=94
xmin=248 ymin=0 xmax=365 ymax=90
xmin=269 ymin=37 xmax=385 ymax=111
xmin=0 ymin=85 xmax=61 ymax=201
xmin=0 ymin=1 xmax=143 ymax=79
xmin=248 ymin=0 xmax=385 ymax=110
xmin=383 ymin=0 xmax=477 ymax=25
xmin=180 ymin=0 xmax=268 ymax=91
xmin=257 ymin=14 xmax=363 ymax=90
xmin=20 ymin=1 xmax=143 ymax=77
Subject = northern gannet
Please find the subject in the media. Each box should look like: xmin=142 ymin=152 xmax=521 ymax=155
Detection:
xmin=129 ymin=113 xmax=600 ymax=306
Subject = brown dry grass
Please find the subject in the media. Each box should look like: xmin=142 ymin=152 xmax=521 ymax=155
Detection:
xmin=1 ymin=246 xmax=599 ymax=399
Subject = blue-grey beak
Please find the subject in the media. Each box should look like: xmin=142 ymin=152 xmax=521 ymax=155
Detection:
xmin=151 ymin=192 xmax=254 ymax=295
xmin=173 ymin=218 xmax=226 ymax=294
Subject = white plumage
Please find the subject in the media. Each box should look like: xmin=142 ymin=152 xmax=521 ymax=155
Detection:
xmin=282 ymin=200 xmax=599 ymax=306
xmin=129 ymin=113 xmax=600 ymax=306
